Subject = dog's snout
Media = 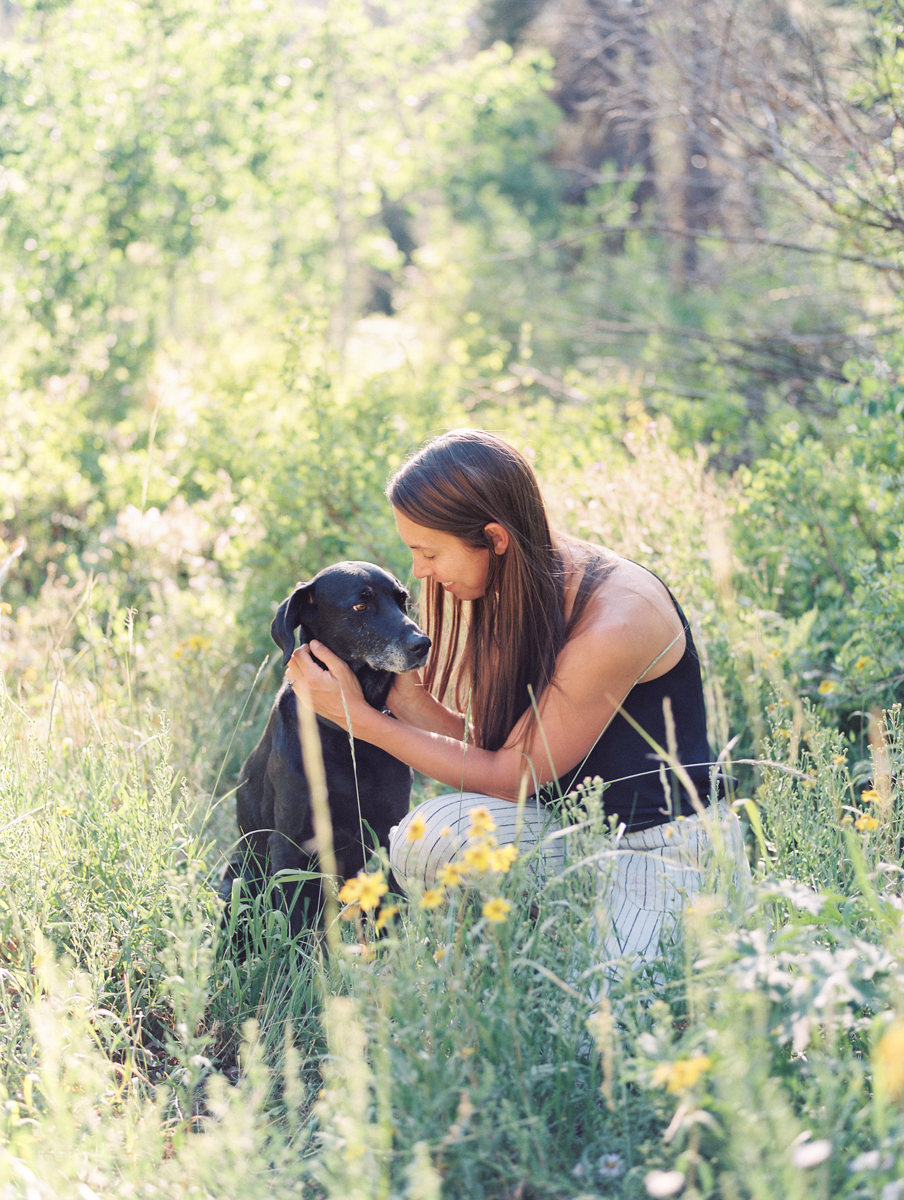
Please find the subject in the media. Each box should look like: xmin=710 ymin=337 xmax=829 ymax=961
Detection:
xmin=409 ymin=631 xmax=431 ymax=663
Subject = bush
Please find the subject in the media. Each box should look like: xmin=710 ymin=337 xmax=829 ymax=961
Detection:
xmin=733 ymin=356 xmax=904 ymax=748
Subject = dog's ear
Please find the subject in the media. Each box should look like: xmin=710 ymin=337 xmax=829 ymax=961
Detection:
xmin=270 ymin=581 xmax=316 ymax=666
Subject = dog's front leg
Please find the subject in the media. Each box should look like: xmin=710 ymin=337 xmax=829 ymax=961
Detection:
xmin=268 ymin=829 xmax=324 ymax=936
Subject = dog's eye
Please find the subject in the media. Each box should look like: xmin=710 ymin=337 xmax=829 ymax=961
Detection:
xmin=352 ymin=602 xmax=367 ymax=611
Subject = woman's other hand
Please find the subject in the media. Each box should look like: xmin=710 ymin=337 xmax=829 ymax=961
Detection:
xmin=385 ymin=667 xmax=423 ymax=719
xmin=387 ymin=668 xmax=469 ymax=740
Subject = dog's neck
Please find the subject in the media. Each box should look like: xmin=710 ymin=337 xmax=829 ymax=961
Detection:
xmin=304 ymin=642 xmax=393 ymax=713
xmin=354 ymin=663 xmax=394 ymax=711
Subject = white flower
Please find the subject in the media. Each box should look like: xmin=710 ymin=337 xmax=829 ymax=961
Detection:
xmin=790 ymin=1136 xmax=832 ymax=1169
xmin=849 ymin=1151 xmax=894 ymax=1173
xmin=644 ymin=1169 xmax=686 ymax=1197
xmin=573 ymin=1152 xmax=625 ymax=1182
xmin=597 ymin=1152 xmax=624 ymax=1179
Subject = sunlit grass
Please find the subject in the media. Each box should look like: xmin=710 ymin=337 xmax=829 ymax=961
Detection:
xmin=1 ymin=432 xmax=903 ymax=1198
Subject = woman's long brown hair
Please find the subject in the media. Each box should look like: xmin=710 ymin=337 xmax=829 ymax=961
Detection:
xmin=386 ymin=429 xmax=614 ymax=754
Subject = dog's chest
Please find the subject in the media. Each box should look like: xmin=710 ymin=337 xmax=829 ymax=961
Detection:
xmin=315 ymin=721 xmax=411 ymax=804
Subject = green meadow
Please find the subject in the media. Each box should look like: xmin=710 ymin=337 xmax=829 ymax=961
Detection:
xmin=2 ymin=0 xmax=904 ymax=1195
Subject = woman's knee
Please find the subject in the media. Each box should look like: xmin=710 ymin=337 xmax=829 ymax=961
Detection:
xmin=388 ymin=792 xmax=563 ymax=893
xmin=389 ymin=793 xmax=498 ymax=891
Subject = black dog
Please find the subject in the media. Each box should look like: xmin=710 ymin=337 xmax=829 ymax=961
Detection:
xmin=220 ymin=561 xmax=430 ymax=937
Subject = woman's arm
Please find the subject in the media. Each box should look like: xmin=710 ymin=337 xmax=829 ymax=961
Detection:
xmin=286 ymin=582 xmax=681 ymax=801
xmin=384 ymin=669 xmax=469 ymax=740
xmin=287 ymin=641 xmax=530 ymax=798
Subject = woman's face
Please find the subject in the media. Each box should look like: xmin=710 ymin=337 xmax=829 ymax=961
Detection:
xmin=393 ymin=509 xmax=492 ymax=602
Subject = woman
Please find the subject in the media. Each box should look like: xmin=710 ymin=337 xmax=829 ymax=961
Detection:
xmin=286 ymin=429 xmax=748 ymax=965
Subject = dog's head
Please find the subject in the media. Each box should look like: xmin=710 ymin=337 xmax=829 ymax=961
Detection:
xmin=271 ymin=561 xmax=431 ymax=684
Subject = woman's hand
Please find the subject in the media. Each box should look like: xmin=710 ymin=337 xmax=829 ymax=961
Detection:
xmin=385 ymin=667 xmax=423 ymax=719
xmin=285 ymin=641 xmax=365 ymax=728
xmin=386 ymin=669 xmax=469 ymax=740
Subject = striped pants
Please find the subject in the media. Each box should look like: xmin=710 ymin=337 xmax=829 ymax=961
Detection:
xmin=388 ymin=791 xmax=750 ymax=968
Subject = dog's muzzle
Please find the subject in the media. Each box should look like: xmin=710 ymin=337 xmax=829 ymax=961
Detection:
xmin=366 ymin=631 xmax=431 ymax=674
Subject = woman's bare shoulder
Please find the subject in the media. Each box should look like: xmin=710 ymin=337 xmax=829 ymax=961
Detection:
xmin=565 ymin=552 xmax=686 ymax=680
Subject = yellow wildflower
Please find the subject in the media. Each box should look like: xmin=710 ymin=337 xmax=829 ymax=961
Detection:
xmin=406 ymin=815 xmax=427 ymax=842
xmin=652 ymin=1054 xmax=712 ymax=1094
xmin=374 ymin=904 xmax=399 ymax=932
xmin=420 ymin=888 xmax=444 ymax=910
xmin=337 ymin=876 xmax=363 ymax=905
xmin=482 ymin=896 xmax=512 ymax=924
xmin=855 ymin=814 xmax=879 ymax=832
xmin=174 ymin=634 xmax=212 ymax=661
xmin=488 ymin=844 xmax=519 ymax=873
xmin=651 ymin=1063 xmax=670 ymax=1088
xmin=439 ymin=861 xmax=467 ymax=888
xmin=468 ymin=806 xmax=496 ymax=836
xmin=818 ymin=679 xmax=837 ymax=695
xmin=854 ymin=655 xmax=872 ymax=672
xmin=463 ymin=842 xmax=494 ymax=873
xmin=861 ymin=788 xmax=882 ymax=804
xmin=338 ymin=871 xmax=387 ymax=912
xmin=356 ymin=871 xmax=388 ymax=911
xmin=832 ymin=755 xmax=847 ymax=766
xmin=875 ymin=1019 xmax=904 ymax=1102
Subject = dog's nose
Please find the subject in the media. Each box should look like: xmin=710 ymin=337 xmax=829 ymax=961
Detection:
xmin=409 ymin=633 xmax=431 ymax=657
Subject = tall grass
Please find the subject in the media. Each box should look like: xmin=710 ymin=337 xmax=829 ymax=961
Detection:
xmin=2 ymin=431 xmax=903 ymax=1198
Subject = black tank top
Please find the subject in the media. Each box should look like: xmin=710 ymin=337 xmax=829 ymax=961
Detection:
xmin=535 ymin=587 xmax=719 ymax=832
